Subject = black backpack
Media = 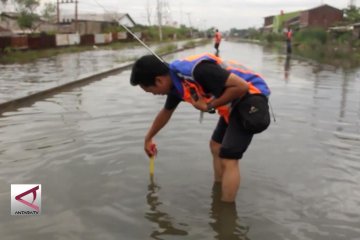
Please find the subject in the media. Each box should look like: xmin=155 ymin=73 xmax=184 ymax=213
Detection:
xmin=236 ymin=94 xmax=270 ymax=134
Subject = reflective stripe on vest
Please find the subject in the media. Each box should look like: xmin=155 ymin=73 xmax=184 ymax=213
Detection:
xmin=181 ymin=79 xmax=231 ymax=123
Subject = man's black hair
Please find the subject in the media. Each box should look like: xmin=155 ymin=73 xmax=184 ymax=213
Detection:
xmin=130 ymin=55 xmax=169 ymax=87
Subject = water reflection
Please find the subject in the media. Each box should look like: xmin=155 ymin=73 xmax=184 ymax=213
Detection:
xmin=284 ymin=54 xmax=291 ymax=81
xmin=338 ymin=71 xmax=350 ymax=129
xmin=0 ymin=42 xmax=359 ymax=239
xmin=145 ymin=177 xmax=188 ymax=239
xmin=209 ymin=183 xmax=249 ymax=240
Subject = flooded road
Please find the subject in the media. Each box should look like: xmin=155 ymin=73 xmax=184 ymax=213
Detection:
xmin=0 ymin=40 xmax=189 ymax=104
xmin=0 ymin=42 xmax=359 ymax=240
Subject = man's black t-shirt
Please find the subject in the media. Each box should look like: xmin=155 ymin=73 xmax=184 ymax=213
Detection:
xmin=164 ymin=61 xmax=230 ymax=110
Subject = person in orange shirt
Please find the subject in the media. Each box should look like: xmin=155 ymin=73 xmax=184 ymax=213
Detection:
xmin=284 ymin=27 xmax=292 ymax=54
xmin=214 ymin=29 xmax=222 ymax=55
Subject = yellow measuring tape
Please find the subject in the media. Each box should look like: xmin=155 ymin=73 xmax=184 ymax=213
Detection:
xmin=149 ymin=155 xmax=155 ymax=176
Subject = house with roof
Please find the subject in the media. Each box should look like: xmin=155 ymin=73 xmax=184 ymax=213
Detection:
xmin=263 ymin=11 xmax=301 ymax=33
xmin=263 ymin=4 xmax=344 ymax=33
xmin=0 ymin=12 xmax=57 ymax=35
xmin=300 ymin=4 xmax=343 ymax=29
xmin=0 ymin=12 xmax=26 ymax=34
xmin=59 ymin=13 xmax=136 ymax=34
xmin=0 ymin=25 xmax=12 ymax=36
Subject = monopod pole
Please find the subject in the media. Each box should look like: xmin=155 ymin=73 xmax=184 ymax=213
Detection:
xmin=120 ymin=24 xmax=166 ymax=65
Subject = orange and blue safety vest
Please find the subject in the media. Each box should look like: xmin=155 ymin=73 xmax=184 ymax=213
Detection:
xmin=169 ymin=53 xmax=271 ymax=122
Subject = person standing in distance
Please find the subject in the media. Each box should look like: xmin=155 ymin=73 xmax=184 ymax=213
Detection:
xmin=284 ymin=26 xmax=293 ymax=54
xmin=214 ymin=29 xmax=222 ymax=55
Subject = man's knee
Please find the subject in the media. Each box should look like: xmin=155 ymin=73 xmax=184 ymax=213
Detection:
xmin=210 ymin=139 xmax=221 ymax=155
xmin=221 ymin=159 xmax=238 ymax=169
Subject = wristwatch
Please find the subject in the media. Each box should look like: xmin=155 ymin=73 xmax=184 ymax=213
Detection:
xmin=206 ymin=102 xmax=216 ymax=114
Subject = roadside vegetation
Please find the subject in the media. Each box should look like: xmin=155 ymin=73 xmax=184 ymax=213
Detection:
xmin=182 ymin=39 xmax=211 ymax=49
xmin=230 ymin=5 xmax=360 ymax=68
xmin=0 ymin=37 xmax=211 ymax=64
xmin=242 ymin=28 xmax=359 ymax=68
xmin=0 ymin=26 xmax=211 ymax=64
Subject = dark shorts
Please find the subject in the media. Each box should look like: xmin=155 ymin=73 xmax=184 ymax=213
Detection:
xmin=214 ymin=43 xmax=220 ymax=50
xmin=211 ymin=103 xmax=254 ymax=160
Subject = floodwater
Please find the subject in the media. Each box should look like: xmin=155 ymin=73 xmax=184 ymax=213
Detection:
xmin=0 ymin=42 xmax=359 ymax=240
xmin=0 ymin=40 xmax=189 ymax=103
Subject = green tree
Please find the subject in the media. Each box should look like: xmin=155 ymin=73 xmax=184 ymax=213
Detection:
xmin=344 ymin=5 xmax=360 ymax=23
xmin=14 ymin=0 xmax=40 ymax=32
xmin=41 ymin=2 xmax=56 ymax=22
xmin=17 ymin=10 xmax=38 ymax=30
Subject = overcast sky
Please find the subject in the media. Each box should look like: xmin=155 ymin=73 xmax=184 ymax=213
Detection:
xmin=42 ymin=0 xmax=351 ymax=30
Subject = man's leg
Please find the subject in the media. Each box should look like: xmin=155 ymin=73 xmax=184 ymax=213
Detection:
xmin=210 ymin=116 xmax=251 ymax=202
xmin=210 ymin=118 xmax=227 ymax=183
xmin=210 ymin=140 xmax=222 ymax=182
xmin=209 ymin=143 xmax=241 ymax=202
xmin=210 ymin=139 xmax=241 ymax=202
xmin=221 ymin=159 xmax=240 ymax=202
xmin=218 ymin=108 xmax=253 ymax=202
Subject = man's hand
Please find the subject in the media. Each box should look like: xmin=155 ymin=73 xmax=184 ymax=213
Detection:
xmin=144 ymin=139 xmax=157 ymax=157
xmin=191 ymin=95 xmax=207 ymax=112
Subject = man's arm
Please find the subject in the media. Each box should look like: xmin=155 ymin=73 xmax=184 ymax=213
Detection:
xmin=144 ymin=107 xmax=176 ymax=156
xmin=207 ymin=73 xmax=248 ymax=108
xmin=192 ymin=73 xmax=248 ymax=111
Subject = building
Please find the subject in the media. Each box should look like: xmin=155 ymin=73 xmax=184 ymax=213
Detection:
xmin=263 ymin=11 xmax=300 ymax=33
xmin=329 ymin=23 xmax=360 ymax=39
xmin=263 ymin=15 xmax=274 ymax=33
xmin=274 ymin=11 xmax=300 ymax=33
xmin=264 ymin=16 xmax=274 ymax=27
xmin=263 ymin=4 xmax=344 ymax=33
xmin=299 ymin=4 xmax=343 ymax=29
xmin=0 ymin=12 xmax=57 ymax=35
xmin=0 ymin=25 xmax=12 ymax=37
xmin=353 ymin=23 xmax=360 ymax=39
xmin=59 ymin=13 xmax=136 ymax=34
xmin=0 ymin=12 xmax=27 ymax=34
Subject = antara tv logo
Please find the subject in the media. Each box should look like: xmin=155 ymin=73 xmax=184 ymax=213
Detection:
xmin=11 ymin=184 xmax=41 ymax=215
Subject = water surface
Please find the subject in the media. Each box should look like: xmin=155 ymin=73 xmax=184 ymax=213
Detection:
xmin=0 ymin=42 xmax=359 ymax=240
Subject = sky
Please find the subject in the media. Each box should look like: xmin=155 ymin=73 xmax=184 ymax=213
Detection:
xmin=38 ymin=0 xmax=354 ymax=30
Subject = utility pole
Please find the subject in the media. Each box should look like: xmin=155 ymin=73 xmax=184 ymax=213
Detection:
xmin=187 ymin=12 xmax=192 ymax=38
xmin=58 ymin=0 xmax=79 ymax=33
xmin=145 ymin=0 xmax=152 ymax=25
xmin=157 ymin=0 xmax=163 ymax=41
xmin=179 ymin=1 xmax=183 ymax=26
xmin=163 ymin=0 xmax=172 ymax=26
xmin=75 ymin=0 xmax=78 ymax=32
xmin=57 ymin=0 xmax=60 ymax=23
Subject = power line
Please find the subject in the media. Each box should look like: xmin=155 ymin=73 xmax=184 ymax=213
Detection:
xmin=57 ymin=0 xmax=78 ymax=31
xmin=91 ymin=0 xmax=109 ymax=13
